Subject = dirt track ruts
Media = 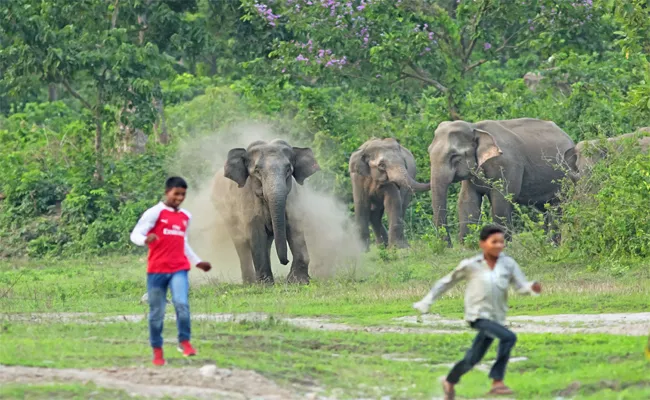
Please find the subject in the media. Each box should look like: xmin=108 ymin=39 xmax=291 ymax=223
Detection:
xmin=4 ymin=311 xmax=650 ymax=336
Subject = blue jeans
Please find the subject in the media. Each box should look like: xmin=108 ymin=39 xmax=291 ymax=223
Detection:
xmin=147 ymin=270 xmax=191 ymax=348
xmin=446 ymin=319 xmax=517 ymax=383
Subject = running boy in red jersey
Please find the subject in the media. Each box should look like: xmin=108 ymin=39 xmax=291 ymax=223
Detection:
xmin=130 ymin=177 xmax=212 ymax=366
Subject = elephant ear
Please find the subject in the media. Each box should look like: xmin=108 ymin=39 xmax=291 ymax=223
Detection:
xmin=349 ymin=149 xmax=370 ymax=176
xmin=563 ymin=147 xmax=579 ymax=173
xmin=224 ymin=148 xmax=249 ymax=188
xmin=475 ymin=128 xmax=503 ymax=169
xmin=292 ymin=147 xmax=320 ymax=185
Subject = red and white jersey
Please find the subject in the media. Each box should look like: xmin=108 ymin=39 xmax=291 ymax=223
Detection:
xmin=130 ymin=202 xmax=202 ymax=274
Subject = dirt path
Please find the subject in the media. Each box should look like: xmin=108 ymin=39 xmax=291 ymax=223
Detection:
xmin=0 ymin=364 xmax=318 ymax=400
xmin=4 ymin=311 xmax=650 ymax=336
xmin=394 ymin=312 xmax=650 ymax=336
xmin=0 ymin=364 xmax=514 ymax=400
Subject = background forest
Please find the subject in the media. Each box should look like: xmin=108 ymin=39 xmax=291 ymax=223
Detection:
xmin=0 ymin=0 xmax=649 ymax=265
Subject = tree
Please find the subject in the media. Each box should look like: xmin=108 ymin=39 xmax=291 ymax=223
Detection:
xmin=0 ymin=0 xmax=174 ymax=180
xmin=242 ymin=0 xmax=610 ymax=119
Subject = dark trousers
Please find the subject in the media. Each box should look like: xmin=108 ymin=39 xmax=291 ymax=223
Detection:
xmin=446 ymin=319 xmax=517 ymax=384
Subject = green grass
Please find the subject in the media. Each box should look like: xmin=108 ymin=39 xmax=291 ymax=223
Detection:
xmin=0 ymin=320 xmax=649 ymax=399
xmin=0 ymin=383 xmax=142 ymax=400
xmin=1 ymin=245 xmax=648 ymax=324
xmin=1 ymin=242 xmax=650 ymax=399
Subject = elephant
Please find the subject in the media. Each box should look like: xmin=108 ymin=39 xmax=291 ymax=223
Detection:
xmin=349 ymin=138 xmax=430 ymax=250
xmin=428 ymin=118 xmax=576 ymax=244
xmin=212 ymin=139 xmax=320 ymax=284
xmin=568 ymin=127 xmax=650 ymax=180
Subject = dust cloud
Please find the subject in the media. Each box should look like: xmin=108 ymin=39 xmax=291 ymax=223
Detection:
xmin=167 ymin=121 xmax=364 ymax=285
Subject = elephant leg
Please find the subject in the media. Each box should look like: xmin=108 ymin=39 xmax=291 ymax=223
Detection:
xmin=233 ymin=240 xmax=255 ymax=284
xmin=458 ymin=182 xmax=483 ymax=244
xmin=401 ymin=190 xmax=413 ymax=218
xmin=383 ymin=185 xmax=407 ymax=248
xmin=286 ymin=223 xmax=310 ymax=284
xmin=369 ymin=204 xmax=388 ymax=246
xmin=352 ymin=177 xmax=371 ymax=251
xmin=222 ymin=217 xmax=256 ymax=284
xmin=489 ymin=189 xmax=514 ymax=240
xmin=250 ymin=218 xmax=274 ymax=284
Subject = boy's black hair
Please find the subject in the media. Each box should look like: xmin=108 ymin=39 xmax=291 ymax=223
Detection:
xmin=479 ymin=224 xmax=505 ymax=241
xmin=165 ymin=176 xmax=188 ymax=191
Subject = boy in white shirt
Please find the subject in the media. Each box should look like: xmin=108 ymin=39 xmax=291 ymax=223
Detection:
xmin=413 ymin=225 xmax=541 ymax=399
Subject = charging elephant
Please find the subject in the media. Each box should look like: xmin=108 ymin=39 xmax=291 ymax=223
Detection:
xmin=568 ymin=127 xmax=650 ymax=180
xmin=212 ymin=139 xmax=320 ymax=284
xmin=349 ymin=138 xmax=430 ymax=250
xmin=428 ymin=118 xmax=576 ymax=245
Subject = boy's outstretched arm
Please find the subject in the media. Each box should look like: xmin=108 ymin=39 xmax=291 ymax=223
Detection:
xmin=130 ymin=208 xmax=159 ymax=246
xmin=510 ymin=260 xmax=541 ymax=295
xmin=413 ymin=261 xmax=469 ymax=314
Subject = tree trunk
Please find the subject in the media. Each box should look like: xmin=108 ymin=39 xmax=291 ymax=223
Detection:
xmin=94 ymin=116 xmax=104 ymax=182
xmin=447 ymin=92 xmax=461 ymax=120
xmin=137 ymin=14 xmax=147 ymax=44
xmin=48 ymin=83 xmax=58 ymax=102
xmin=111 ymin=0 xmax=119 ymax=28
xmin=152 ymin=86 xmax=169 ymax=144
xmin=209 ymin=54 xmax=218 ymax=76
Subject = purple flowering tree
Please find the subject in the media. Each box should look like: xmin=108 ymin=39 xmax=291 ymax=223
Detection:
xmin=242 ymin=0 xmax=604 ymax=118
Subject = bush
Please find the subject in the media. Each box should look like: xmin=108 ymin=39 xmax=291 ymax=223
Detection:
xmin=561 ymin=145 xmax=650 ymax=258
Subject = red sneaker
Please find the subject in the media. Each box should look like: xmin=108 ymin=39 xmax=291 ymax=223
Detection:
xmin=177 ymin=340 xmax=196 ymax=357
xmin=152 ymin=347 xmax=165 ymax=366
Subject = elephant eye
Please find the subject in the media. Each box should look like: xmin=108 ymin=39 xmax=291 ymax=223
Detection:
xmin=378 ymin=161 xmax=386 ymax=169
xmin=450 ymin=154 xmax=461 ymax=165
xmin=286 ymin=166 xmax=292 ymax=176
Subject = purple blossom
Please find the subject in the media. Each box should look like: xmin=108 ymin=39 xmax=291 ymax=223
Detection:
xmin=428 ymin=32 xmax=435 ymax=40
xmin=296 ymin=54 xmax=308 ymax=61
xmin=254 ymin=3 xmax=280 ymax=25
xmin=529 ymin=25 xmax=535 ymax=31
xmin=424 ymin=47 xmax=431 ymax=52
xmin=484 ymin=42 xmax=492 ymax=50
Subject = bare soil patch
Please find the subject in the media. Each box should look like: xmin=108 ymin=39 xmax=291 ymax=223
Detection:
xmin=0 ymin=364 xmax=317 ymax=400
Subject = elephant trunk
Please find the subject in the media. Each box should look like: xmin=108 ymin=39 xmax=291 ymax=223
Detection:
xmin=265 ymin=178 xmax=290 ymax=265
xmin=388 ymin=167 xmax=430 ymax=192
xmin=405 ymin=174 xmax=431 ymax=192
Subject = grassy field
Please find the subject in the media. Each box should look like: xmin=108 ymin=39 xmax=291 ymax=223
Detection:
xmin=1 ymin=244 xmax=649 ymax=399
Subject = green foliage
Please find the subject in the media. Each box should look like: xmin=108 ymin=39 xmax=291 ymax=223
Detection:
xmin=562 ymin=146 xmax=650 ymax=259
xmin=0 ymin=0 xmax=648 ymax=265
